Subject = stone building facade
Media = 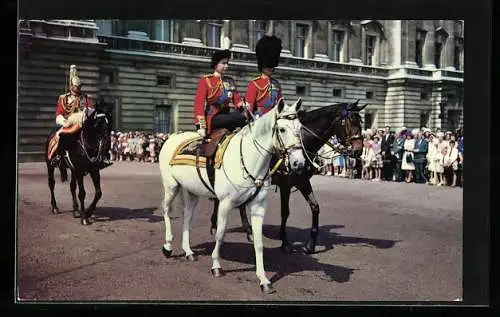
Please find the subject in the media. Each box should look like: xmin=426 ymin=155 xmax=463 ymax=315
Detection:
xmin=18 ymin=20 xmax=464 ymax=161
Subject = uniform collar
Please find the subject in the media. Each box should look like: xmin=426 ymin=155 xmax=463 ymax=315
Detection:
xmin=261 ymin=73 xmax=270 ymax=80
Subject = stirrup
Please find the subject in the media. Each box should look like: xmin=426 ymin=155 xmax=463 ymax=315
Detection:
xmin=50 ymin=154 xmax=61 ymax=167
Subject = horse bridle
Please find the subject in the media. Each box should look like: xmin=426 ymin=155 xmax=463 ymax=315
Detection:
xmin=240 ymin=110 xmax=303 ymax=186
xmin=79 ymin=111 xmax=109 ymax=163
xmin=298 ymin=106 xmax=363 ymax=169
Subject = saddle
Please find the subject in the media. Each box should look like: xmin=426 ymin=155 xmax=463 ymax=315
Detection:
xmin=170 ymin=128 xmax=233 ymax=192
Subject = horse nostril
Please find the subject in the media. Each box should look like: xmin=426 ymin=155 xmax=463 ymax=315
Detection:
xmin=293 ymin=161 xmax=298 ymax=167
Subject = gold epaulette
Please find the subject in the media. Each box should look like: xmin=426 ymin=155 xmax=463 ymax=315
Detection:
xmin=203 ymin=73 xmax=214 ymax=78
xmin=251 ymin=74 xmax=263 ymax=81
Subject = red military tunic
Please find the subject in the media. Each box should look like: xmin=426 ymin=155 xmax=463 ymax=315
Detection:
xmin=245 ymin=73 xmax=282 ymax=117
xmin=193 ymin=74 xmax=243 ymax=134
xmin=55 ymin=93 xmax=93 ymax=119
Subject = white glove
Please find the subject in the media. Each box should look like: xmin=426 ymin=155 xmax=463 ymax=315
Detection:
xmin=56 ymin=114 xmax=67 ymax=127
xmin=197 ymin=129 xmax=206 ymax=138
xmin=245 ymin=102 xmax=251 ymax=110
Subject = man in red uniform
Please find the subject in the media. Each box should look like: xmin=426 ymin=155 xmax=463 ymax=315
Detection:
xmin=193 ymin=49 xmax=249 ymax=138
xmin=49 ymin=65 xmax=112 ymax=169
xmin=245 ymin=35 xmax=283 ymax=118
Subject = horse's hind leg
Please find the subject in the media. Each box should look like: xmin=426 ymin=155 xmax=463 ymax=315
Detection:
xmin=239 ymin=205 xmax=253 ymax=242
xmin=47 ymin=164 xmax=59 ymax=214
xmin=70 ymin=171 xmax=80 ymax=218
xmin=82 ymin=168 xmax=102 ymax=225
xmin=161 ymin=174 xmax=180 ymax=258
xmin=297 ymin=180 xmax=320 ymax=254
xmin=181 ymin=189 xmax=199 ymax=261
xmin=210 ymin=199 xmax=219 ymax=235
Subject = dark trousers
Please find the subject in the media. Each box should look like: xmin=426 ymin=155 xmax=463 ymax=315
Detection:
xmin=394 ymin=160 xmax=404 ymax=182
xmin=414 ymin=161 xmax=427 ymax=183
xmin=211 ymin=111 xmax=247 ymax=132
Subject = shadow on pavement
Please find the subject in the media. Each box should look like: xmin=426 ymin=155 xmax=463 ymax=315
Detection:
xmin=191 ymin=239 xmax=356 ymax=285
xmin=91 ymin=206 xmax=163 ymax=223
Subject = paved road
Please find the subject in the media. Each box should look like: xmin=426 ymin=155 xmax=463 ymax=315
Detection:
xmin=17 ymin=162 xmax=462 ymax=301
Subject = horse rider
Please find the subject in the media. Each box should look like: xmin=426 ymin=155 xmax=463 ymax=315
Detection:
xmin=48 ymin=65 xmax=112 ymax=169
xmin=193 ymin=49 xmax=251 ymax=139
xmin=245 ymin=34 xmax=283 ymax=119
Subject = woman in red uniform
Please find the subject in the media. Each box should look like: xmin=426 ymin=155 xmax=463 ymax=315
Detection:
xmin=193 ymin=49 xmax=249 ymax=137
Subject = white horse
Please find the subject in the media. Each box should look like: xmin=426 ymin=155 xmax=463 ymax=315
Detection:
xmin=158 ymin=98 xmax=306 ymax=294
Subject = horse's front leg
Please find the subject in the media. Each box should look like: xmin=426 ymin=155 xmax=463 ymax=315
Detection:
xmin=82 ymin=168 xmax=102 ymax=225
xmin=211 ymin=198 xmax=232 ymax=277
xmin=76 ymin=174 xmax=87 ymax=225
xmin=248 ymin=196 xmax=274 ymax=294
xmin=278 ymin=184 xmax=293 ymax=253
xmin=47 ymin=164 xmax=59 ymax=214
xmin=70 ymin=171 xmax=79 ymax=218
xmin=297 ymin=179 xmax=320 ymax=254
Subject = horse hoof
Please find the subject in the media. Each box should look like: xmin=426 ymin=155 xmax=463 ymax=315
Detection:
xmin=210 ymin=227 xmax=216 ymax=235
xmin=51 ymin=207 xmax=59 ymax=214
xmin=246 ymin=233 xmax=254 ymax=243
xmin=185 ymin=254 xmax=197 ymax=262
xmin=73 ymin=211 xmax=81 ymax=218
xmin=81 ymin=218 xmax=91 ymax=226
xmin=280 ymin=243 xmax=293 ymax=254
xmin=303 ymin=242 xmax=316 ymax=254
xmin=162 ymin=247 xmax=172 ymax=258
xmin=211 ymin=268 xmax=225 ymax=277
xmin=260 ymin=283 xmax=276 ymax=294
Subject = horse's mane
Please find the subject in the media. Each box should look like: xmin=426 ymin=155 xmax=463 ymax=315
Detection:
xmin=300 ymin=103 xmax=346 ymax=125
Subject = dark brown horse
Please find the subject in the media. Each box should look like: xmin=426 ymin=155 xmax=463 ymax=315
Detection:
xmin=45 ymin=107 xmax=112 ymax=225
xmin=210 ymin=100 xmax=366 ymax=253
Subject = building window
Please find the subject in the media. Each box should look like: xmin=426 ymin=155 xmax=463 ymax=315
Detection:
xmin=434 ymin=33 xmax=446 ymax=69
xmin=331 ymin=30 xmax=344 ymax=62
xmin=415 ymin=30 xmax=426 ymax=68
xmin=420 ymin=88 xmax=429 ymax=100
xmin=154 ymin=105 xmax=172 ymax=133
xmin=420 ymin=111 xmax=431 ymax=128
xmin=255 ymin=20 xmax=267 ymax=42
xmin=153 ymin=20 xmax=172 ymax=42
xmin=365 ymin=35 xmax=376 ymax=65
xmin=296 ymin=85 xmax=307 ymax=96
xmin=364 ymin=113 xmax=373 ymax=130
xmin=366 ymin=91 xmax=374 ymax=99
xmin=333 ymin=88 xmax=343 ymax=97
xmin=206 ymin=20 xmax=222 ymax=48
xmin=295 ymin=23 xmax=308 ymax=58
xmin=100 ymin=71 xmax=116 ymax=85
xmin=156 ymin=75 xmax=172 ymax=86
xmin=454 ymin=37 xmax=463 ymax=71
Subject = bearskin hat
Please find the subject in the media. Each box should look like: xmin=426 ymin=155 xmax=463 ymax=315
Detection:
xmin=211 ymin=49 xmax=231 ymax=69
xmin=256 ymin=35 xmax=282 ymax=71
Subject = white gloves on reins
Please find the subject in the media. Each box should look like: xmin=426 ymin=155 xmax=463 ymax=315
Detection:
xmin=197 ymin=129 xmax=206 ymax=138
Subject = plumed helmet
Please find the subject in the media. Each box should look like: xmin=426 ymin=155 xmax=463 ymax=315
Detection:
xmin=256 ymin=35 xmax=282 ymax=72
xmin=210 ymin=49 xmax=231 ymax=69
xmin=68 ymin=64 xmax=81 ymax=87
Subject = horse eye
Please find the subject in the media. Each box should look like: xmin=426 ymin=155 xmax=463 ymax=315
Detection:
xmin=279 ymin=128 xmax=286 ymax=133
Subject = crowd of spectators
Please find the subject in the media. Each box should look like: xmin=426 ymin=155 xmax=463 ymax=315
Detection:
xmin=318 ymin=126 xmax=464 ymax=187
xmin=109 ymin=131 xmax=169 ymax=163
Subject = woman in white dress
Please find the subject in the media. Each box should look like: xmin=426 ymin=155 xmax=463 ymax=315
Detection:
xmin=426 ymin=134 xmax=440 ymax=185
xmin=443 ymin=140 xmax=459 ymax=186
xmin=401 ymin=129 xmax=416 ymax=183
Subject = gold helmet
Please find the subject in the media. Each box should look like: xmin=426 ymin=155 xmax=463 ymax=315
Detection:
xmin=68 ymin=64 xmax=81 ymax=89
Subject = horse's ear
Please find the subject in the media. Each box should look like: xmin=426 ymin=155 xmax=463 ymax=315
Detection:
xmin=348 ymin=99 xmax=360 ymax=110
xmin=295 ymin=98 xmax=302 ymax=112
xmin=277 ymin=97 xmax=285 ymax=114
xmin=357 ymin=103 xmax=368 ymax=112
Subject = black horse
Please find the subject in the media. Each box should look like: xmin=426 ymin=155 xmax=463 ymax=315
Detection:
xmin=45 ymin=106 xmax=112 ymax=225
xmin=210 ymin=100 xmax=366 ymax=253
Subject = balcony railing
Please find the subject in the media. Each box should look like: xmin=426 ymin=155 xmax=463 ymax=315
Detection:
xmin=98 ymin=35 xmax=391 ymax=77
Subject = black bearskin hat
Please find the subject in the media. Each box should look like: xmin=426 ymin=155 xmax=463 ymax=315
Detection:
xmin=211 ymin=49 xmax=231 ymax=69
xmin=256 ymin=35 xmax=282 ymax=72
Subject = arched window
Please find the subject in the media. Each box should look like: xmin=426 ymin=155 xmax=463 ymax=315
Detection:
xmin=360 ymin=20 xmax=386 ymax=66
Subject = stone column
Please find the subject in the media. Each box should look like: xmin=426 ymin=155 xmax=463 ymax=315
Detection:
xmin=443 ymin=20 xmax=456 ymax=70
xmin=180 ymin=20 xmax=203 ymax=46
xmin=422 ymin=21 xmax=436 ymax=69
xmin=349 ymin=22 xmax=363 ymax=64
xmin=402 ymin=20 xmax=418 ymax=67
xmin=313 ymin=20 xmax=329 ymax=61
xmin=273 ymin=20 xmax=292 ymax=57
xmin=230 ymin=20 xmax=250 ymax=51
